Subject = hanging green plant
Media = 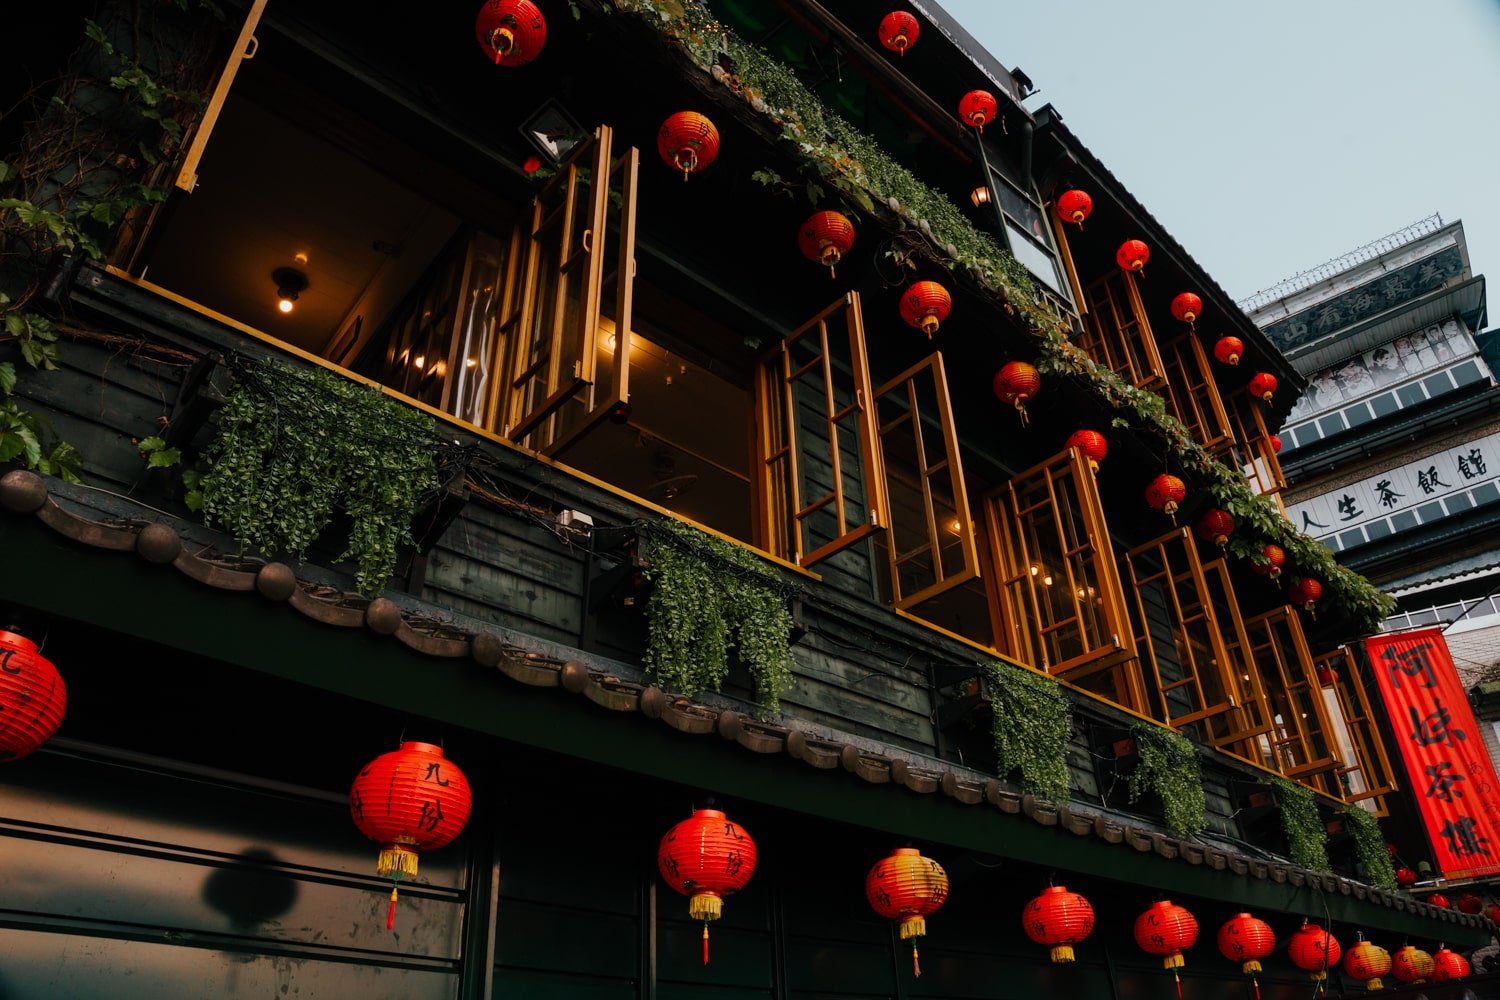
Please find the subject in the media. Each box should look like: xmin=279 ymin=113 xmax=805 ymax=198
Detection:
xmin=1343 ymin=805 xmax=1397 ymax=890
xmin=192 ymin=357 xmax=440 ymax=595
xmin=1272 ymin=777 xmax=1331 ymax=871
xmin=1125 ymin=724 xmax=1207 ymax=837
xmin=982 ymin=660 xmax=1072 ymax=802
xmin=639 ymin=517 xmax=795 ymax=713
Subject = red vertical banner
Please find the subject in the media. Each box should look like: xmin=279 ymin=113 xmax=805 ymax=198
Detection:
xmin=1365 ymin=628 xmax=1500 ymax=879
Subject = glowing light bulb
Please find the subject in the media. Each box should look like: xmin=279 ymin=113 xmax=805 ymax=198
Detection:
xmin=277 ymin=297 xmax=295 ymax=314
xmin=414 ymin=355 xmax=426 ymax=369
xmin=465 ymin=357 xmax=479 ymax=368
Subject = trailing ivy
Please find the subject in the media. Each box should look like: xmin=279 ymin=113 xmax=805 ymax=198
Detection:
xmin=1344 ymin=806 xmax=1397 ymax=890
xmin=983 ymin=660 xmax=1072 ymax=802
xmin=192 ymin=358 xmax=440 ymax=595
xmin=600 ymin=0 xmax=1394 ymax=633
xmin=639 ymin=517 xmax=794 ymax=713
xmin=1273 ymin=777 xmax=1331 ymax=871
xmin=1126 ymin=725 xmax=1207 ymax=837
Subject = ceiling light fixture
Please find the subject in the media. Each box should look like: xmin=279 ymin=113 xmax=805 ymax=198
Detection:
xmin=272 ymin=267 xmax=308 ymax=315
xmin=970 ymin=185 xmax=991 ymax=207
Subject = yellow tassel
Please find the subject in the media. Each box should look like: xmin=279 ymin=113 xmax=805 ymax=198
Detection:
xmin=898 ymin=915 xmax=926 ymax=941
xmin=1051 ymin=944 xmax=1075 ymax=964
xmin=1163 ymin=953 xmax=1184 ymax=970
xmin=1242 ymin=959 xmax=1262 ymax=974
xmin=376 ymin=844 xmax=419 ymax=879
xmin=1367 ymin=977 xmax=1383 ymax=991
xmin=689 ymin=892 xmax=722 ymax=923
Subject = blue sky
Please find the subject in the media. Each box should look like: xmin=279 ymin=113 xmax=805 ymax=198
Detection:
xmin=940 ymin=1 xmax=1500 ymax=314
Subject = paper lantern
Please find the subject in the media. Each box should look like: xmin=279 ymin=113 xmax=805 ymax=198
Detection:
xmin=350 ymin=741 xmax=473 ymax=931
xmin=1249 ymin=371 xmax=1278 ymax=404
xmin=658 ymin=112 xmax=719 ymax=179
xmin=1288 ymin=577 xmax=1322 ymax=615
xmin=993 ymin=361 xmax=1040 ymax=424
xmin=1431 ymin=947 xmax=1470 ymax=981
xmin=900 ymin=281 xmax=951 ymax=337
xmin=1488 ymin=902 xmax=1500 ymax=925
xmin=878 ymin=11 xmax=920 ymax=55
xmin=798 ymin=211 xmax=855 ymax=277
xmin=1055 ymin=189 xmax=1092 ymax=228
xmin=1288 ymin=922 xmax=1341 ymax=983
xmin=474 ymin=0 xmax=547 ymax=66
xmin=1023 ymin=886 xmax=1095 ymax=964
xmin=1343 ymin=938 xmax=1392 ymax=991
xmin=867 ymin=847 xmax=948 ymax=976
xmin=1117 ymin=239 xmax=1149 ymax=274
xmin=0 ymin=630 xmax=67 ymax=762
xmin=1429 ymin=893 xmax=1451 ymax=909
xmin=1316 ymin=659 xmax=1339 ymax=686
xmin=1217 ymin=912 xmax=1275 ymax=996
xmin=1213 ymin=335 xmax=1244 ymax=366
xmin=1194 ymin=508 xmax=1235 ymax=548
xmin=958 ymin=90 xmax=998 ymax=132
xmin=1066 ymin=429 xmax=1108 ymax=471
xmin=659 ymin=807 xmax=757 ymax=964
xmin=1170 ymin=292 xmax=1202 ymax=328
xmin=1394 ymin=865 xmax=1417 ymax=888
xmin=1456 ymin=892 xmax=1483 ymax=914
xmin=1269 ymin=434 xmax=1282 ymax=454
xmin=1145 ymin=473 xmax=1186 ymax=519
xmin=1252 ymin=543 xmax=1285 ymax=580
xmin=1392 ymin=945 xmax=1434 ymax=984
xmin=1135 ymin=900 xmax=1198 ymax=997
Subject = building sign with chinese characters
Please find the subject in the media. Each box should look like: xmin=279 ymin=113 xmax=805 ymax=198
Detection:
xmin=1287 ymin=433 xmax=1500 ymax=546
xmin=1365 ymin=629 xmax=1500 ymax=880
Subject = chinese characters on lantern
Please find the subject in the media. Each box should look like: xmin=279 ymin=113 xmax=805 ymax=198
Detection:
xmin=1366 ymin=630 xmax=1500 ymax=879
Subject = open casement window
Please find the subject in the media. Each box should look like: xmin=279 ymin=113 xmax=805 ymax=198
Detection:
xmin=754 ymin=293 xmax=886 ymax=567
xmin=870 ymin=354 xmax=980 ymax=610
xmin=109 ymin=0 xmax=269 ymax=272
xmin=1225 ymin=390 xmax=1288 ymax=497
xmin=498 ymin=126 xmax=638 ymax=456
xmin=1159 ymin=334 xmax=1232 ymax=450
xmin=1239 ymin=607 xmax=1344 ymax=792
xmin=1316 ymin=648 xmax=1399 ymax=814
xmin=1078 ymin=272 xmax=1167 ymax=390
xmin=985 ymin=448 xmax=1136 ymax=693
xmin=1123 ymin=530 xmax=1254 ymax=733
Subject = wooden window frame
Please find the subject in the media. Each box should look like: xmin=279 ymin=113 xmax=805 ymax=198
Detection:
xmin=1159 ymin=333 xmax=1233 ymax=450
xmin=1238 ymin=607 xmax=1343 ymax=790
xmin=985 ymin=448 xmax=1138 ymax=689
xmin=1078 ymin=271 xmax=1168 ymax=390
xmin=871 ymin=352 xmax=979 ymax=610
xmin=753 ymin=292 xmax=887 ymax=568
xmin=1225 ymin=389 xmax=1288 ymax=496
xmin=1317 ymin=647 xmax=1399 ymax=813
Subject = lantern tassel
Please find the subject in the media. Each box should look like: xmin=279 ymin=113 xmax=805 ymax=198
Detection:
xmin=1173 ymin=966 xmax=1182 ymax=1000
xmin=1016 ymin=402 xmax=1029 ymax=427
xmin=912 ymin=941 xmax=921 ymax=978
xmin=1252 ymin=975 xmax=1261 ymax=1000
xmin=387 ymin=886 xmax=398 ymax=932
xmin=702 ymin=922 xmax=709 ymax=966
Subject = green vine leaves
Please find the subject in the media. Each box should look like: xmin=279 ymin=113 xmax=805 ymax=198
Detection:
xmin=1273 ymin=777 xmax=1331 ymax=872
xmin=983 ymin=660 xmax=1072 ymax=802
xmin=194 ymin=359 xmax=440 ymax=595
xmin=1126 ymin=725 xmax=1207 ymax=837
xmin=640 ymin=517 xmax=794 ymax=714
xmin=1343 ymin=804 xmax=1397 ymax=890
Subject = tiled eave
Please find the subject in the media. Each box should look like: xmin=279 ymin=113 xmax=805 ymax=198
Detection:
xmin=0 ymin=469 xmax=1489 ymax=947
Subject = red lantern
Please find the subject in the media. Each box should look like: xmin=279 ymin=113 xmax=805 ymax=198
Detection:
xmin=1194 ymin=508 xmax=1235 ymax=548
xmin=659 ymin=807 xmax=757 ymax=965
xmin=1457 ymin=892 xmax=1484 ymax=914
xmin=350 ymin=741 xmax=472 ymax=931
xmin=1217 ymin=913 xmax=1274 ymax=998
xmin=0 ymin=630 xmax=67 ymax=762
xmin=1055 ymin=189 xmax=1092 ymax=229
xmin=1117 ymin=239 xmax=1150 ymax=274
xmin=1488 ymin=902 xmax=1500 ymax=924
xmin=1432 ymin=947 xmax=1470 ymax=981
xmin=474 ymin=0 xmax=547 ymax=66
xmin=1392 ymin=945 xmax=1434 ymax=984
xmin=1145 ymin=473 xmax=1186 ymax=520
xmin=1343 ymin=938 xmax=1392 ymax=991
xmin=993 ymin=361 xmax=1040 ymax=425
xmin=1429 ymin=893 xmax=1451 ymax=909
xmin=798 ymin=211 xmax=855 ymax=277
xmin=878 ymin=11 xmax=920 ymax=55
xmin=1252 ymin=543 xmax=1285 ymax=580
xmin=1023 ymin=886 xmax=1095 ymax=964
xmin=958 ymin=90 xmax=998 ymax=132
xmin=1135 ymin=900 xmax=1198 ymax=996
xmin=1170 ymin=292 xmax=1202 ymax=328
xmin=1213 ymin=335 xmax=1244 ymax=366
xmin=867 ymin=847 xmax=948 ymax=977
xmin=1288 ymin=577 xmax=1323 ymax=615
xmin=658 ymin=112 xmax=720 ymax=179
xmin=1316 ymin=660 xmax=1338 ymax=686
xmin=1066 ymin=429 xmax=1108 ymax=471
xmin=900 ymin=281 xmax=951 ymax=337
xmin=1395 ymin=865 xmax=1417 ymax=888
xmin=1249 ymin=371 xmax=1278 ymax=404
xmin=1288 ymin=922 xmax=1341 ymax=984
xmin=1269 ymin=434 xmax=1282 ymax=454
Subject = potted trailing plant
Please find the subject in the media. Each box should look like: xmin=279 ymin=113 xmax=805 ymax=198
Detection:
xmin=639 ymin=517 xmax=794 ymax=714
xmin=1272 ymin=777 xmax=1331 ymax=871
xmin=1125 ymin=724 xmax=1207 ymax=838
xmin=1343 ymin=805 xmax=1397 ymax=890
xmin=982 ymin=660 xmax=1072 ymax=802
